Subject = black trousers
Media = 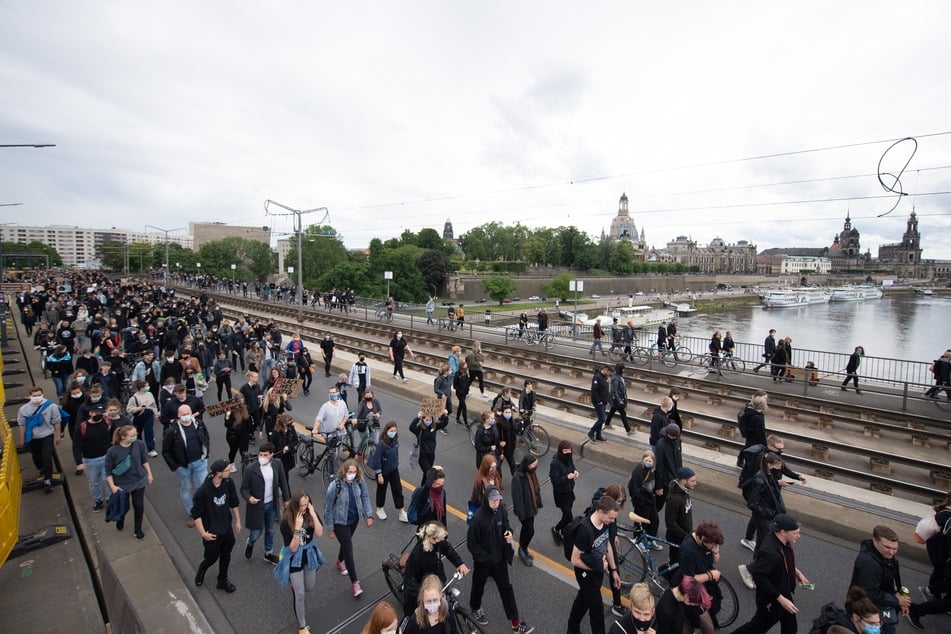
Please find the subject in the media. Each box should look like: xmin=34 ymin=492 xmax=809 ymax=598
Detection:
xmin=455 ymin=393 xmax=468 ymax=423
xmin=470 ymin=559 xmax=519 ymax=620
xmin=568 ymin=568 xmax=605 ymax=634
xmin=334 ymin=521 xmax=359 ymax=582
xmin=121 ymin=487 xmax=146 ymax=533
xmin=375 ymin=469 xmax=405 ymax=509
xmin=555 ymin=500 xmax=574 ymax=533
xmin=732 ymin=596 xmax=798 ymax=634
xmin=30 ymin=435 xmax=55 ymax=481
xmin=604 ymin=402 xmax=630 ymax=432
xmin=468 ymin=370 xmax=484 ymax=394
xmin=518 ymin=515 xmax=535 ymax=552
xmin=200 ymin=530 xmax=236 ymax=582
xmin=216 ymin=375 xmax=232 ymax=401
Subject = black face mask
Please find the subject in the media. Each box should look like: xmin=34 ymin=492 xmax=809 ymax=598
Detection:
xmin=632 ymin=617 xmax=653 ymax=632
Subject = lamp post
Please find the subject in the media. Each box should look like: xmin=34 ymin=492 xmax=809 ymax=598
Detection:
xmin=145 ymin=224 xmax=186 ymax=282
xmin=264 ymin=199 xmax=330 ymax=324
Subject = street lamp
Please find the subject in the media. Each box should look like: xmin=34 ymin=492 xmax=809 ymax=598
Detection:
xmin=264 ymin=199 xmax=330 ymax=324
xmin=145 ymin=224 xmax=186 ymax=282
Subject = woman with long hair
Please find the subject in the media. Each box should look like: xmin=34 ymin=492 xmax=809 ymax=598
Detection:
xmin=368 ymin=421 xmax=407 ymax=522
xmin=627 ymin=450 xmax=660 ymax=539
xmin=271 ymin=413 xmax=298 ymax=476
xmin=325 ymin=459 xmax=374 ymax=597
xmin=279 ymin=492 xmax=324 ymax=634
xmin=104 ymin=424 xmax=153 ymax=539
xmin=511 ymin=454 xmax=541 ymax=567
xmin=403 ymin=574 xmax=453 ymax=634
xmin=360 ymin=601 xmax=399 ymax=634
xmin=402 ymin=521 xmax=469 ymax=618
xmin=469 ymin=454 xmax=502 ymax=511
xmin=472 ymin=411 xmax=499 ymax=468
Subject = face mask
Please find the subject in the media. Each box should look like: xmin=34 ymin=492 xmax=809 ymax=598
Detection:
xmin=365 ymin=397 xmax=373 ymax=402
xmin=107 ymin=412 xmax=120 ymax=419
xmin=431 ymin=484 xmax=443 ymax=492
xmin=424 ymin=601 xmax=441 ymax=614
xmin=489 ymin=419 xmax=496 ymax=426
xmin=167 ymin=357 xmax=175 ymax=363
xmin=258 ymin=456 xmax=271 ymax=467
xmin=345 ymin=473 xmax=356 ymax=482
xmin=90 ymin=396 xmax=101 ymax=403
xmin=424 ymin=419 xmax=433 ymax=426
xmin=863 ymin=625 xmax=881 ymax=634
xmin=71 ymin=392 xmax=83 ymax=399
xmin=503 ymin=413 xmax=512 ymax=420
xmin=770 ymin=468 xmax=783 ymax=478
xmin=643 ymin=461 xmax=654 ymax=469
xmin=633 ymin=617 xmax=653 ymax=632
xmin=397 ymin=334 xmax=403 ymax=340
xmin=329 ymin=394 xmax=338 ymax=401
xmin=180 ymin=415 xmax=193 ymax=423
xmin=559 ymin=452 xmax=572 ymax=462
xmin=381 ymin=629 xmax=397 ymax=634
xmin=386 ymin=430 xmax=397 ymax=439
xmin=126 ymin=435 xmax=138 ymax=443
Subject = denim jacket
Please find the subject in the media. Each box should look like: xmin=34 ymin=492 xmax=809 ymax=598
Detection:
xmin=324 ymin=477 xmax=373 ymax=526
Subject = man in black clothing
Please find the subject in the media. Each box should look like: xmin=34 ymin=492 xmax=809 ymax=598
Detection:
xmin=239 ymin=373 xmax=264 ymax=438
xmin=319 ymin=334 xmax=334 ymax=378
xmin=466 ymin=486 xmax=534 ymax=633
xmin=653 ymin=424 xmax=682 ymax=512
xmin=753 ymin=329 xmax=777 ymax=373
xmin=850 ymin=525 xmax=911 ymax=634
xmin=732 ymin=514 xmax=809 ymax=634
xmin=568 ymin=495 xmax=620 ymax=634
xmin=587 ymin=365 xmax=611 ymax=442
xmin=191 ymin=459 xmax=241 ymax=593
xmin=648 ymin=397 xmax=673 ymax=449
xmin=925 ymin=349 xmax=951 ymax=400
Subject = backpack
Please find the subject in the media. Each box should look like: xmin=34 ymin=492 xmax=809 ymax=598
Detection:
xmin=562 ymin=514 xmax=592 ymax=561
xmin=737 ymin=406 xmax=751 ymax=438
xmin=807 ymin=602 xmax=850 ymax=634
xmin=589 ymin=486 xmax=608 ymax=514
xmin=59 ymin=407 xmax=71 ymax=426
xmin=406 ymin=487 xmax=431 ymax=525
xmin=23 ymin=401 xmax=53 ymax=444
xmin=80 ymin=419 xmax=113 ymax=439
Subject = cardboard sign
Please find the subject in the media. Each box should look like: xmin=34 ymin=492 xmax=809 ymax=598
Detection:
xmin=205 ymin=397 xmax=248 ymax=419
xmin=272 ymin=377 xmax=303 ymax=398
xmin=421 ymin=397 xmax=444 ymax=419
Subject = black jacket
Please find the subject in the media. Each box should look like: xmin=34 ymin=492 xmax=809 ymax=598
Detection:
xmin=240 ymin=459 xmax=291 ymax=530
xmin=162 ymin=420 xmax=210 ymax=470
xmin=747 ymin=470 xmax=786 ymax=521
xmin=402 ymin=536 xmax=465 ymax=612
xmin=846 ymin=352 xmax=862 ymax=373
xmin=648 ymin=407 xmax=670 ymax=446
xmin=160 ymin=394 xmax=204 ymax=427
xmin=653 ymin=435 xmax=682 ymax=494
xmin=664 ymin=480 xmax=692 ymax=544
xmin=549 ymin=454 xmax=576 ymax=507
xmin=511 ymin=466 xmax=542 ymax=521
xmin=627 ymin=462 xmax=655 ymax=510
xmin=751 ymin=531 xmax=797 ymax=603
xmin=850 ymin=538 xmax=902 ymax=610
xmin=466 ymin=491 xmax=513 ymax=566
xmin=409 ymin=415 xmax=449 ymax=458
xmin=591 ymin=371 xmax=610 ymax=405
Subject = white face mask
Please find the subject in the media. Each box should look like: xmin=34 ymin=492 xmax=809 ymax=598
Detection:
xmin=345 ymin=472 xmax=356 ymax=482
xmin=424 ymin=600 xmax=441 ymax=613
xmin=179 ymin=415 xmax=193 ymax=423
xmin=258 ymin=456 xmax=271 ymax=467
xmin=30 ymin=395 xmax=44 ymax=405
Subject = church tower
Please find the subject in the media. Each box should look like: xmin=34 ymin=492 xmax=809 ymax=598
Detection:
xmin=443 ymin=219 xmax=454 ymax=241
xmin=609 ymin=192 xmax=638 ymax=242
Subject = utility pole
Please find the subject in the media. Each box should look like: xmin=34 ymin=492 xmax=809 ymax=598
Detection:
xmin=264 ymin=200 xmax=330 ymax=324
xmin=145 ymin=224 xmax=186 ymax=282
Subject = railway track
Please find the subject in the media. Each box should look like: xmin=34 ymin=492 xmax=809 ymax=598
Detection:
xmin=182 ymin=288 xmax=951 ymax=504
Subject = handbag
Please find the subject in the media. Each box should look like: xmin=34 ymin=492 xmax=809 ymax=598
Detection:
xmin=111 ymin=452 xmax=133 ymax=476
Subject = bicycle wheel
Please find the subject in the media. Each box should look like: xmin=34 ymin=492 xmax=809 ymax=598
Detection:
xmin=713 ymin=576 xmax=739 ymax=629
xmin=634 ymin=346 xmax=652 ymax=365
xmin=616 ymin=539 xmax=648 ymax=589
xmin=468 ymin=422 xmax=479 ymax=448
xmin=674 ymin=346 xmax=693 ymax=365
xmin=453 ymin=607 xmax=486 ymax=634
xmin=321 ymin=452 xmax=337 ymax=486
xmin=382 ymin=558 xmax=405 ymax=605
xmin=660 ymin=348 xmax=678 ymax=368
xmin=524 ymin=333 xmax=537 ymax=346
xmin=724 ymin=356 xmax=746 ymax=374
xmin=296 ymin=443 xmax=314 ymax=477
xmin=698 ymin=354 xmax=713 ymax=369
xmin=362 ymin=442 xmax=378 ymax=477
xmin=542 ymin=332 xmax=555 ymax=350
xmin=936 ymin=397 xmax=951 ymax=413
xmin=518 ymin=424 xmax=550 ymax=458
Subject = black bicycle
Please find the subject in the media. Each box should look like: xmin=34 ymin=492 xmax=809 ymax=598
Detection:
xmin=295 ymin=432 xmax=343 ymax=485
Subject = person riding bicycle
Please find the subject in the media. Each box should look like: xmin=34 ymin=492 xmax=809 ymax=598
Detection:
xmin=446 ymin=305 xmax=457 ymax=330
xmin=518 ymin=312 xmax=529 ymax=338
xmin=385 ymin=296 xmax=395 ymax=317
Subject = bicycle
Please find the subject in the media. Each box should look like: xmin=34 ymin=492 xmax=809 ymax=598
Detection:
xmin=339 ymin=417 xmax=380 ymax=477
xmin=515 ymin=414 xmax=550 ymax=459
xmin=524 ymin=328 xmax=555 ymax=350
xmin=698 ymin=352 xmax=746 ymax=375
xmin=376 ymin=306 xmax=394 ymax=322
xmin=648 ymin=342 xmax=693 ymax=368
xmin=295 ymin=432 xmax=343 ymax=485
xmin=381 ymin=557 xmax=486 ymax=634
xmin=438 ymin=316 xmax=458 ymax=332
xmin=615 ymin=512 xmax=738 ymax=629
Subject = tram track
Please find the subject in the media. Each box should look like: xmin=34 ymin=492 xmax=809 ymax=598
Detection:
xmin=181 ymin=288 xmax=950 ymax=504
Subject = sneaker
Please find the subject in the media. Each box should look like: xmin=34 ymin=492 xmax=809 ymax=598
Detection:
xmin=376 ymin=507 xmax=388 ymax=520
xmin=398 ymin=509 xmax=409 ymax=523
xmin=43 ymin=480 xmax=53 ymax=493
xmin=587 ymin=434 xmax=596 ymax=443
xmin=402 ymin=378 xmax=408 ymax=383
xmin=740 ymin=538 xmax=756 ymax=553
xmin=650 ymin=540 xmax=664 ymax=551
xmin=611 ymin=604 xmax=630 ymax=617
xmin=336 ymin=559 xmax=348 ymax=576
xmin=216 ymin=579 xmax=236 ymax=593
xmin=245 ymin=540 xmax=253 ymax=559
xmin=518 ymin=548 xmax=533 ymax=566
xmin=147 ymin=450 xmax=159 ymax=457
xmin=919 ymin=585 xmax=933 ymax=602
xmin=512 ymin=622 xmax=535 ymax=633
xmin=551 ymin=527 xmax=563 ymax=544
xmin=352 ymin=580 xmax=363 ymax=597
xmin=737 ymin=564 xmax=756 ymax=590
xmin=906 ymin=611 xmax=924 ymax=631
xmin=439 ymin=429 xmax=449 ymax=436
xmin=471 ymin=609 xmax=489 ymax=626
xmin=264 ymin=552 xmax=280 ymax=565
xmin=636 ymin=541 xmax=647 ymax=553
xmin=93 ymin=500 xmax=105 ymax=513
xmin=134 ymin=531 xmax=145 ymax=540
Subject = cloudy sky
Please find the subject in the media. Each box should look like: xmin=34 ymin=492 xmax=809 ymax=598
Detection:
xmin=3 ymin=2 xmax=951 ymax=259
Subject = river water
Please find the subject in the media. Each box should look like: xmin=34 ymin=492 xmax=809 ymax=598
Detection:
xmin=672 ymin=294 xmax=948 ymax=366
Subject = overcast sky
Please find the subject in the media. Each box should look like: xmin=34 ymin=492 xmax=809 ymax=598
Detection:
xmin=3 ymin=2 xmax=951 ymax=260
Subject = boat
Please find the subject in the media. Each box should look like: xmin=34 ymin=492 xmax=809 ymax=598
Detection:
xmin=608 ymin=304 xmax=676 ymax=329
xmin=668 ymin=302 xmax=698 ymax=317
xmin=760 ymin=287 xmax=830 ymax=308
xmin=829 ymin=285 xmax=883 ymax=302
xmin=913 ymin=287 xmax=935 ymax=296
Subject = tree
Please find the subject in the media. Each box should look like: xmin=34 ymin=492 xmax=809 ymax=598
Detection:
xmin=2 ymin=240 xmax=63 ymax=268
xmin=416 ymin=250 xmax=451 ymax=295
xmin=285 ymin=224 xmax=349 ymax=288
xmin=197 ymin=237 xmax=272 ymax=281
xmin=417 ymin=228 xmax=445 ymax=251
xmin=482 ymin=275 xmax=516 ymax=305
xmin=540 ymin=273 xmax=577 ymax=301
xmin=96 ymin=240 xmax=127 ymax=270
xmin=608 ymin=241 xmax=637 ymax=274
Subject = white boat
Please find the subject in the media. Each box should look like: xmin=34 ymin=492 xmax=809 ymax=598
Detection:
xmin=668 ymin=302 xmax=698 ymax=316
xmin=829 ymin=285 xmax=884 ymax=302
xmin=761 ymin=287 xmax=830 ymax=308
xmin=913 ymin=287 xmax=935 ymax=296
xmin=608 ymin=304 xmax=676 ymax=328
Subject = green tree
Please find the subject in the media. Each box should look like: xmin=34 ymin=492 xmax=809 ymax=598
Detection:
xmin=96 ymin=240 xmax=127 ymax=270
xmin=417 ymin=228 xmax=445 ymax=251
xmin=197 ymin=237 xmax=272 ymax=281
xmin=608 ymin=241 xmax=637 ymax=274
xmin=416 ymin=250 xmax=451 ymax=295
xmin=482 ymin=275 xmax=516 ymax=305
xmin=2 ymin=240 xmax=63 ymax=268
xmin=539 ymin=272 xmax=578 ymax=301
xmin=285 ymin=224 xmax=349 ymax=288
xmin=317 ymin=261 xmax=369 ymax=294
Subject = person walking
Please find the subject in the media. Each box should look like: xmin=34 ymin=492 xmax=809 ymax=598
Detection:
xmin=587 ymin=365 xmax=611 ymax=442
xmin=402 ymin=521 xmax=469 ymax=618
xmin=162 ymin=403 xmax=211 ymax=525
xmin=511 ymin=455 xmax=542 ymax=567
xmin=738 ymin=392 xmax=769 ymax=466
xmin=465 ymin=342 xmax=486 ymax=398
xmin=566 ymin=495 xmax=621 ymax=634
xmin=628 ymin=450 xmax=660 ymax=540
xmin=841 ymin=346 xmax=865 ymax=394
xmin=454 ymin=364 xmax=471 ymax=425
xmin=731 ymin=514 xmax=810 ymax=634
xmin=389 ymin=331 xmax=413 ymax=383
xmin=434 ymin=364 xmax=453 ymax=418
xmin=348 ymin=353 xmax=373 ymax=402
xmin=653 ymin=424 xmax=683 ymax=512
xmin=241 ymin=442 xmax=292 ymax=565
xmin=648 ymin=397 xmax=674 ymax=451
xmin=277 ymin=491 xmax=324 ymax=634
xmin=665 ymin=467 xmax=697 ymax=567
xmin=925 ymin=349 xmax=951 ymax=400
xmin=104 ymin=424 xmax=153 ymax=538
xmin=425 ymin=296 xmax=436 ymax=325
xmin=368 ymin=421 xmax=408 ymax=522
xmin=472 ymin=411 xmax=500 ymax=468
xmin=270 ymin=414 xmax=298 ymax=477
xmin=213 ymin=351 xmax=233 ymax=402
xmin=590 ymin=318 xmax=605 ymax=357
xmin=753 ymin=329 xmax=777 ymax=373
xmin=466 ymin=486 xmax=534 ymax=633
xmin=126 ymin=380 xmax=159 ymax=457
xmin=908 ymin=493 xmax=951 ymax=629
xmin=737 ymin=452 xmax=787 ymax=590
xmin=77 ymin=407 xmax=114 ymax=513
xmin=771 ymin=339 xmax=789 ymax=382
xmin=550 ymin=440 xmax=579 ymax=543
xmin=676 ymin=520 xmax=726 ymax=634
xmin=402 ymin=574 xmax=454 ymax=634
xmin=604 ymin=362 xmax=632 ymax=435
xmin=16 ymin=386 xmax=63 ymax=493
xmin=850 ymin=525 xmax=911 ymax=634
xmin=325 ymin=458 xmax=375 ymax=597
xmin=410 ymin=408 xmax=450 ymax=482
xmin=320 ymin=334 xmax=335 ymax=378
xmin=191 ymin=459 xmax=241 ymax=593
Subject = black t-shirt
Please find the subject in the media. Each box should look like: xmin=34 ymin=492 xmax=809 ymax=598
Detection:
xmin=575 ymin=516 xmax=610 ymax=575
xmin=182 ymin=423 xmax=202 ymax=463
xmin=191 ymin=478 xmax=238 ymax=535
xmin=280 ymin=520 xmax=316 ymax=572
xmin=678 ymin=534 xmax=715 ymax=577
xmin=655 ymin=588 xmax=687 ymax=634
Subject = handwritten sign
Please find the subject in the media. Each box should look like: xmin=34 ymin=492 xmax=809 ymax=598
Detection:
xmin=272 ymin=377 xmax=303 ymax=398
xmin=421 ymin=397 xmax=444 ymax=419
xmin=205 ymin=397 xmax=248 ymax=419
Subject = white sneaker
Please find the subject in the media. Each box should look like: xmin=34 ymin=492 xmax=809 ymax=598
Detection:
xmin=738 ymin=564 xmax=756 ymax=590
xmin=739 ymin=538 xmax=756 ymax=552
xmin=375 ymin=507 xmax=388 ymax=520
xmin=398 ymin=509 xmax=408 ymax=523
xmin=147 ymin=450 xmax=159 ymax=457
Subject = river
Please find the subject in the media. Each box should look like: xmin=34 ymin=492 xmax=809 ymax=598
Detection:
xmin=672 ymin=294 xmax=948 ymax=365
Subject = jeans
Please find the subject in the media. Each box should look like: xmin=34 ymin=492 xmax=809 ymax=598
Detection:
xmin=133 ymin=409 xmax=155 ymax=452
xmin=177 ymin=458 xmax=208 ymax=514
xmin=247 ymin=500 xmax=277 ymax=553
xmin=83 ymin=455 xmax=108 ymax=502
xmin=52 ymin=375 xmax=68 ymax=398
xmin=588 ymin=402 xmax=607 ymax=438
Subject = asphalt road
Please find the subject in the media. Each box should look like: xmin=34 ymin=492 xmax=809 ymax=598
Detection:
xmin=141 ymin=371 xmax=946 ymax=634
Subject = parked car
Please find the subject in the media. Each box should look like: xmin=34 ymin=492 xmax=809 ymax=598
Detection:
xmin=511 ymin=296 xmax=521 ymax=301
xmin=441 ymin=301 xmax=455 ymax=306
xmin=634 ymin=291 xmax=645 ymax=296
xmin=590 ymin=294 xmax=601 ymax=299
xmin=475 ymin=298 xmax=487 ymax=303
xmin=528 ymin=295 xmax=540 ymax=301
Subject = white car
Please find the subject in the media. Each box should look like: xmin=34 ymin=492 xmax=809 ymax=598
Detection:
xmin=634 ymin=291 xmax=645 ymax=296
xmin=528 ymin=295 xmax=541 ymax=301
xmin=590 ymin=294 xmax=601 ymax=299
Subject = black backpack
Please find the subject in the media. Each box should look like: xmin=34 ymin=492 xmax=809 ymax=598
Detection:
xmin=807 ymin=602 xmax=850 ymax=634
xmin=563 ymin=513 xmax=592 ymax=561
xmin=737 ymin=406 xmax=751 ymax=438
